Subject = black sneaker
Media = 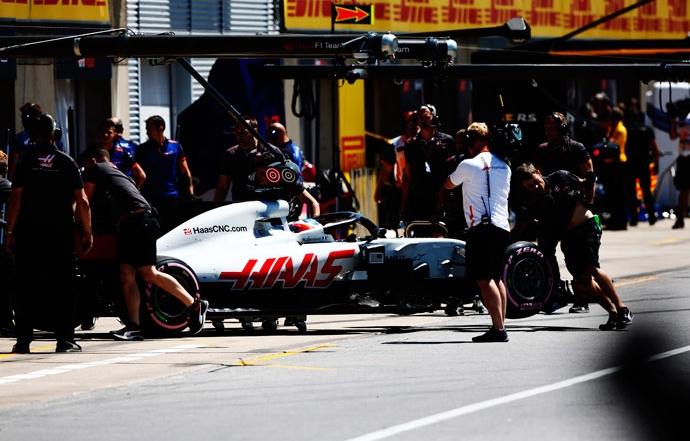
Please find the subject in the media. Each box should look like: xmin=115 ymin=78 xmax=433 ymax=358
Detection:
xmin=11 ymin=342 xmax=30 ymax=354
xmin=599 ymin=313 xmax=618 ymax=331
xmin=672 ymin=219 xmax=684 ymax=229
xmin=472 ymin=327 xmax=508 ymax=343
xmin=110 ymin=324 xmax=144 ymax=341
xmin=616 ymin=307 xmax=633 ymax=329
xmin=56 ymin=341 xmax=82 ymax=352
xmin=80 ymin=316 xmax=98 ymax=331
xmin=188 ymin=299 xmax=209 ymax=335
xmin=648 ymin=213 xmax=657 ymax=226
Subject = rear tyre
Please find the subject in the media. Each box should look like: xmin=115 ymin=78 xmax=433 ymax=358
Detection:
xmin=503 ymin=241 xmax=556 ymax=319
xmin=261 ymin=319 xmax=278 ymax=332
xmin=142 ymin=258 xmax=200 ymax=336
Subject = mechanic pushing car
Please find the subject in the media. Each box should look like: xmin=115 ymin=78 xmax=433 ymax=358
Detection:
xmin=81 ymin=148 xmax=208 ymax=340
xmin=513 ymin=162 xmax=633 ymax=330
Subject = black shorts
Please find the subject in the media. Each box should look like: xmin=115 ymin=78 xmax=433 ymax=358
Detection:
xmin=674 ymin=155 xmax=690 ymax=190
xmin=465 ymin=223 xmax=510 ymax=281
xmin=561 ymin=217 xmax=601 ymax=279
xmin=117 ymin=210 xmax=160 ymax=268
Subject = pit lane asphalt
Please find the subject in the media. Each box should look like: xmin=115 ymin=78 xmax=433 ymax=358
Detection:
xmin=0 ymin=217 xmax=688 ymax=441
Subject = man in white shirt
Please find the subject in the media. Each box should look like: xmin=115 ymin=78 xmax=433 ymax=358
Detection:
xmin=443 ymin=122 xmax=512 ymax=342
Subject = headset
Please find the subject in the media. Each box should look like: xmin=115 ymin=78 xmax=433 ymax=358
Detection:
xmin=421 ymin=104 xmax=440 ymax=126
xmin=549 ymin=112 xmax=569 ymax=136
xmin=30 ymin=113 xmax=56 ymax=139
xmin=460 ymin=129 xmax=479 ymax=148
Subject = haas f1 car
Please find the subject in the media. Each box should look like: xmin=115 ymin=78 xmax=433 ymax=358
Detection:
xmin=77 ymin=199 xmax=563 ymax=335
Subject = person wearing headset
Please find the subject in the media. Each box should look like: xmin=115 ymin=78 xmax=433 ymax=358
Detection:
xmin=534 ymin=112 xmax=594 ymax=178
xmin=530 ymin=111 xmax=595 ymax=314
xmin=400 ymin=104 xmax=456 ymax=224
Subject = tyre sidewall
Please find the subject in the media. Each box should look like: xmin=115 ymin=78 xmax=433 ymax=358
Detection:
xmin=503 ymin=241 xmax=555 ymax=319
xmin=142 ymin=258 xmax=200 ymax=335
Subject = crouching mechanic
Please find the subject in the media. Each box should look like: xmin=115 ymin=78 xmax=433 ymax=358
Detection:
xmin=82 ymin=148 xmax=208 ymax=340
xmin=513 ymin=162 xmax=632 ymax=330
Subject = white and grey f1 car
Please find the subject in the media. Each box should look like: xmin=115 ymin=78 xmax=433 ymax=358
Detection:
xmin=133 ymin=199 xmax=563 ymax=335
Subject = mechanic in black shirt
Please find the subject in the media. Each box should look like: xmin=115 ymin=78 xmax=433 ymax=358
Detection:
xmin=532 ymin=112 xmax=594 ymax=314
xmin=5 ymin=113 xmax=93 ymax=353
xmin=81 ymin=148 xmax=208 ymax=340
xmin=214 ymin=115 xmax=267 ymax=202
xmin=513 ymin=162 xmax=633 ymax=330
xmin=401 ymin=104 xmax=456 ymax=223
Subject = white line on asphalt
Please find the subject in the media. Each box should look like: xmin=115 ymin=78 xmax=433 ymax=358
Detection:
xmin=342 ymin=344 xmax=690 ymax=441
xmin=0 ymin=344 xmax=204 ymax=385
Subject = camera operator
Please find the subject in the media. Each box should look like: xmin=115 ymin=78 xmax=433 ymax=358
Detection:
xmin=443 ymin=122 xmax=512 ymax=343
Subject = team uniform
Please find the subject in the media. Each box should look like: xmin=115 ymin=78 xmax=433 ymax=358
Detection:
xmin=533 ymin=137 xmax=590 ymax=177
xmin=12 ymin=143 xmax=84 ymax=347
xmin=526 ymin=170 xmax=602 ymax=279
xmin=448 ymin=151 xmax=511 ymax=280
xmin=82 ymin=162 xmax=158 ymax=268
xmin=403 ymin=131 xmax=456 ymax=221
xmin=218 ymin=145 xmax=274 ymax=202
xmin=80 ymin=141 xmax=137 ymax=175
xmin=136 ymin=138 xmax=187 ymax=203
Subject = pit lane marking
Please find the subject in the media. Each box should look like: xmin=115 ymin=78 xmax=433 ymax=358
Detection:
xmin=341 ymin=344 xmax=690 ymax=441
xmin=0 ymin=344 xmax=56 ymax=359
xmin=234 ymin=343 xmax=335 ymax=370
xmin=615 ymin=275 xmax=657 ymax=287
xmin=0 ymin=344 xmax=204 ymax=385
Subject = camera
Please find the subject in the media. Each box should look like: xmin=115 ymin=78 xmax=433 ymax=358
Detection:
xmin=481 ymin=215 xmax=491 ymax=226
xmin=490 ymin=122 xmax=523 ymax=164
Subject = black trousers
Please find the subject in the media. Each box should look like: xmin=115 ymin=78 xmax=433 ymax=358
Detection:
xmin=14 ymin=230 xmax=77 ymax=344
xmin=0 ymin=246 xmax=16 ymax=327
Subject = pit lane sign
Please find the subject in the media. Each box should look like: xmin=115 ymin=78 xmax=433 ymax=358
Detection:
xmin=331 ymin=4 xmax=373 ymax=25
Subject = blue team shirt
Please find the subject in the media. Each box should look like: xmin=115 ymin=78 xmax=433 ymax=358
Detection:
xmin=135 ymin=138 xmax=186 ymax=201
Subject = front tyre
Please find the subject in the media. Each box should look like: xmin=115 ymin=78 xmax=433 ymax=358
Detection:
xmin=503 ymin=241 xmax=555 ymax=319
xmin=142 ymin=258 xmax=200 ymax=335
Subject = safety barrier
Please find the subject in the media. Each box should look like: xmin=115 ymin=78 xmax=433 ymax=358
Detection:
xmin=347 ymin=167 xmax=378 ymax=225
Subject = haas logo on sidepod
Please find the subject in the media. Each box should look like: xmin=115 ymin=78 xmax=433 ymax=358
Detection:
xmin=219 ymin=249 xmax=355 ymax=289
